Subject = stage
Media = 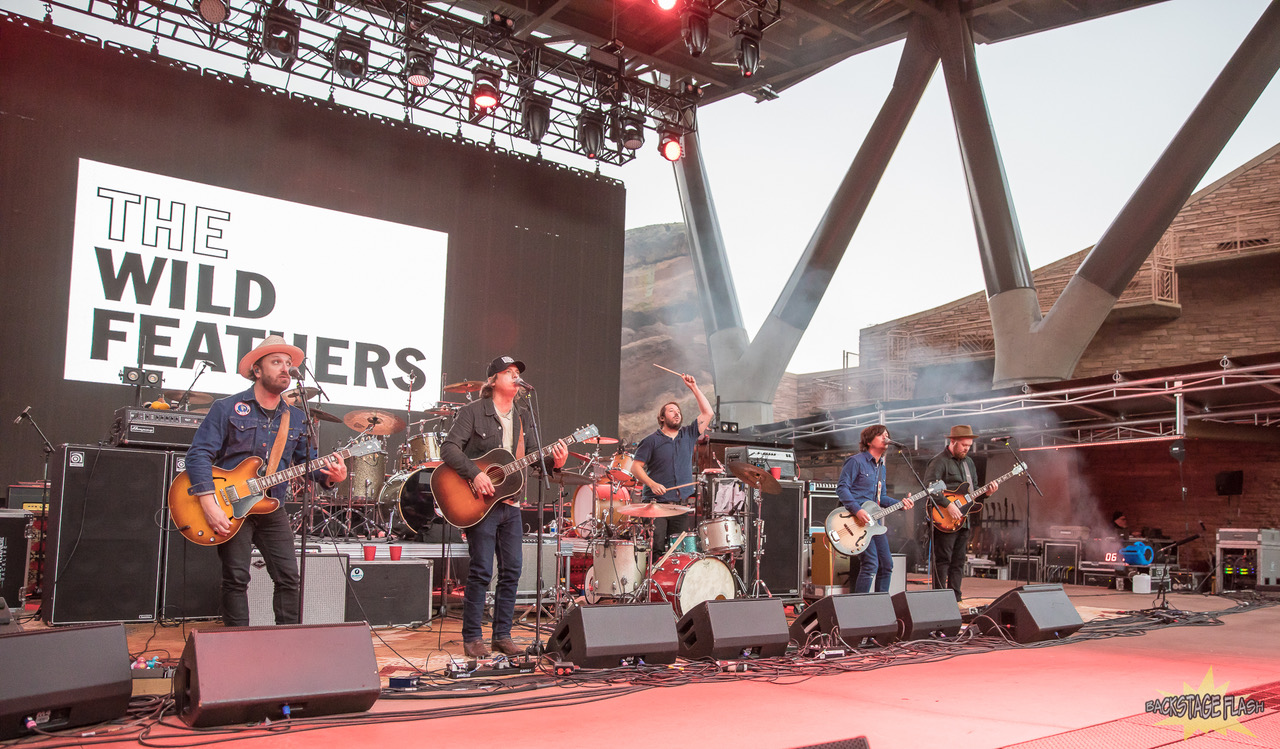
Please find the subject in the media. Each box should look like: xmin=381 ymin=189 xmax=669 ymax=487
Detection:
xmin=9 ymin=576 xmax=1279 ymax=749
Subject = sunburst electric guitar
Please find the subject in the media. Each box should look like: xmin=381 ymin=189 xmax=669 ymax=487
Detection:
xmin=927 ymin=462 xmax=1027 ymax=533
xmin=824 ymin=480 xmax=947 ymax=556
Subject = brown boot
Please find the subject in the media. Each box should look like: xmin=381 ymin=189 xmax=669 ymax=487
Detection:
xmin=491 ymin=638 xmax=524 ymax=656
xmin=463 ymin=640 xmax=489 ymax=658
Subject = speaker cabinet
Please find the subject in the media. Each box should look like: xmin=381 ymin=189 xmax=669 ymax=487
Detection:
xmin=345 ymin=559 xmax=434 ymax=626
xmin=173 ymin=622 xmax=381 ymax=727
xmin=789 ymin=593 xmax=897 ymax=647
xmin=0 ymin=623 xmax=132 ymax=740
xmin=548 ymin=603 xmax=678 ymax=668
xmin=747 ymin=480 xmax=804 ymax=598
xmin=247 ymin=551 xmax=348 ymax=626
xmin=677 ymin=598 xmax=789 ymax=660
xmin=973 ymin=584 xmax=1084 ymax=643
xmin=160 ymin=452 xmax=222 ymax=620
xmin=0 ymin=509 xmax=34 ymax=607
xmin=44 ymin=445 xmax=167 ymax=624
xmin=890 ymin=589 xmax=961 ymax=641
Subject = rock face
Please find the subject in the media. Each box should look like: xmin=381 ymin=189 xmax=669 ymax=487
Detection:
xmin=619 ymin=223 xmax=715 ymax=446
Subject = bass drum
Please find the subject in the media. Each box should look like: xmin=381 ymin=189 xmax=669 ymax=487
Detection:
xmin=649 ymin=553 xmax=735 ymax=616
xmin=378 ymin=464 xmax=440 ymax=537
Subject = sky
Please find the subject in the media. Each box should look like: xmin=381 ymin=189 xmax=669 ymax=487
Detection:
xmin=604 ymin=0 xmax=1280 ymax=374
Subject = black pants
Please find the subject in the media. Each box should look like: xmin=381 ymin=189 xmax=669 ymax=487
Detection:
xmin=931 ymin=524 xmax=971 ymax=601
xmin=652 ymin=509 xmax=694 ymax=555
xmin=216 ymin=506 xmax=299 ymax=626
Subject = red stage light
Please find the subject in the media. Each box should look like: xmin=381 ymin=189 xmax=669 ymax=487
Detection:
xmin=653 ymin=0 xmax=680 ymax=11
xmin=659 ymin=132 xmax=683 ymax=162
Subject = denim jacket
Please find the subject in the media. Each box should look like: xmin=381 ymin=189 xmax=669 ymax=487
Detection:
xmin=185 ymin=385 xmax=324 ymax=500
xmin=836 ymin=450 xmax=891 ymax=513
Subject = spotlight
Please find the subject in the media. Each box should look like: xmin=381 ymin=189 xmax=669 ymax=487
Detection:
xmin=681 ymin=3 xmax=710 ymax=57
xmin=658 ymin=131 xmax=683 ymax=161
xmin=652 ymin=0 xmax=680 ymax=11
xmin=612 ymin=112 xmax=645 ymax=151
xmin=488 ymin=11 xmax=515 ymax=34
xmin=734 ymin=25 xmax=761 ymax=78
xmin=520 ymin=90 xmax=551 ymax=144
xmin=263 ymin=8 xmax=301 ymax=65
xmin=404 ymin=45 xmax=435 ymax=87
xmin=332 ymin=31 xmax=370 ymax=82
xmin=577 ymin=110 xmax=606 ymax=159
xmin=195 ymin=0 xmax=228 ymax=24
xmin=472 ymin=66 xmax=502 ymax=109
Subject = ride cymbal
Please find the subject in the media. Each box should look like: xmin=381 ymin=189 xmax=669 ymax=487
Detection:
xmin=343 ymin=409 xmax=406 ymax=435
xmin=618 ymin=502 xmax=692 ymax=518
xmin=442 ymin=380 xmax=484 ymax=394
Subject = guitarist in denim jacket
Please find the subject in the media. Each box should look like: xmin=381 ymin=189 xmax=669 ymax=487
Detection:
xmin=441 ymin=356 xmax=567 ymax=659
xmin=924 ymin=425 xmax=987 ymax=601
xmin=836 ymin=425 xmax=914 ymax=593
xmin=186 ymin=335 xmax=347 ymax=626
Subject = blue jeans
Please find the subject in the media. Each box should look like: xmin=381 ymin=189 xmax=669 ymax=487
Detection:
xmin=463 ymin=502 xmax=523 ymax=642
xmin=854 ymin=533 xmax=893 ymax=594
xmin=215 ymin=506 xmax=299 ymax=626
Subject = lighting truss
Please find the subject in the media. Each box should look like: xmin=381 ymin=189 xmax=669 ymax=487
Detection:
xmin=34 ymin=0 xmax=702 ymax=166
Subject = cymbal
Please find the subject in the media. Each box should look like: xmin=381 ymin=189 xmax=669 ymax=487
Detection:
xmin=162 ymin=390 xmax=213 ymax=407
xmin=618 ymin=502 xmax=693 ymax=518
xmin=545 ymin=471 xmax=597 ymax=487
xmin=343 ymin=409 xmax=406 ymax=435
xmin=726 ymin=461 xmax=782 ymax=495
xmin=567 ymin=451 xmax=596 ymax=462
xmin=443 ymin=380 xmax=484 ymax=394
xmin=281 ymin=386 xmax=320 ymax=406
xmin=421 ymin=404 xmax=459 ymax=416
xmin=309 ymin=409 xmax=342 ymax=424
xmin=581 ymin=436 xmax=620 ymax=445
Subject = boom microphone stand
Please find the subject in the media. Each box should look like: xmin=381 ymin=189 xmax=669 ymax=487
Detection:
xmin=994 ymin=437 xmax=1042 ymax=585
xmin=892 ymin=443 xmax=938 ymax=588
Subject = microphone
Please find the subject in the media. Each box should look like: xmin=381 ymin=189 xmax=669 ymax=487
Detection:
xmin=202 ymin=360 xmax=219 ymax=369
xmin=886 ymin=439 xmax=908 ymax=448
xmin=988 ymin=435 xmax=1012 ymax=443
xmin=515 ymin=377 xmax=535 ymax=392
xmin=13 ymin=406 xmax=31 ymax=424
xmin=288 ymin=366 xmax=305 ymax=380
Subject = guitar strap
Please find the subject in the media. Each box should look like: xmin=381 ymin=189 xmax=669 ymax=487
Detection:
xmin=265 ymin=407 xmax=291 ymax=475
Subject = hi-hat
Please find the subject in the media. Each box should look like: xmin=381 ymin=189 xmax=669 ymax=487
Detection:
xmin=343 ymin=409 xmax=406 ymax=435
xmin=421 ymin=403 xmax=460 ymax=416
xmin=281 ymin=386 xmax=320 ymax=406
xmin=162 ymin=390 xmax=214 ymax=407
xmin=726 ymin=461 xmax=782 ymax=495
xmin=618 ymin=502 xmax=693 ymax=518
xmin=443 ymin=380 xmax=484 ymax=394
xmin=544 ymin=471 xmax=597 ymax=487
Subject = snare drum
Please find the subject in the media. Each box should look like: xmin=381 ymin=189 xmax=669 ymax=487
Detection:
xmin=697 ymin=517 xmax=745 ymax=554
xmin=407 ymin=432 xmax=442 ymax=465
xmin=343 ymin=448 xmax=387 ymax=501
xmin=649 ymin=553 xmax=735 ymax=616
xmin=572 ymin=482 xmax=631 ymax=529
xmin=585 ymin=540 xmax=648 ymax=601
xmin=606 ymin=451 xmax=638 ymax=485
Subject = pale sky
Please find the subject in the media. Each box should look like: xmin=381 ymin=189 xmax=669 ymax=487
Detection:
xmin=605 ymin=0 xmax=1280 ymax=374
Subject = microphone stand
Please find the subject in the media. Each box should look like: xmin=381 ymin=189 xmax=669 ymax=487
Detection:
xmin=893 ymin=444 xmax=937 ymax=588
xmin=995 ymin=438 xmax=1042 ymax=585
xmin=522 ymin=388 xmax=553 ymax=656
xmin=172 ymin=361 xmax=209 ymax=410
xmin=292 ymin=368 xmax=319 ymax=620
xmin=15 ymin=409 xmax=56 ymax=601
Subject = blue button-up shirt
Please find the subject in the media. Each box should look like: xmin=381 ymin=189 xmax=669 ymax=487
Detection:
xmin=836 ymin=450 xmax=889 ymax=513
xmin=185 ymin=385 xmax=324 ymax=500
xmin=634 ymin=423 xmax=699 ymax=502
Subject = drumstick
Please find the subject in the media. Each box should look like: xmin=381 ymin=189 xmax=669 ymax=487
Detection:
xmin=652 ymin=363 xmax=684 ymax=378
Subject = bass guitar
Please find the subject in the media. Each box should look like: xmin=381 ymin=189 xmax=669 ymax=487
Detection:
xmin=168 ymin=438 xmax=382 ymax=545
xmin=430 ymin=424 xmax=599 ymax=528
xmin=928 ymin=462 xmax=1027 ymax=533
xmin=824 ymin=480 xmax=947 ymax=556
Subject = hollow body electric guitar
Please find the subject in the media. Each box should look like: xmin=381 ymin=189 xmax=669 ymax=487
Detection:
xmin=168 ymin=438 xmax=382 ymax=545
xmin=927 ymin=463 xmax=1027 ymax=533
xmin=430 ymin=424 xmax=599 ymax=528
xmin=824 ymin=480 xmax=947 ymax=556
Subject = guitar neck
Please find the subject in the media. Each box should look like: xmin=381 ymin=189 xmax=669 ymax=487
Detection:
xmin=257 ymin=446 xmax=356 ymax=490
xmin=871 ymin=489 xmax=924 ymax=520
xmin=500 ymin=439 xmax=563 ymax=478
xmin=966 ymin=465 xmax=1025 ymax=500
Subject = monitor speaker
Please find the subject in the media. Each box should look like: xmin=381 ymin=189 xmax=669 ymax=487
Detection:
xmin=789 ymin=593 xmax=897 ymax=647
xmin=172 ymin=622 xmax=380 ymax=727
xmin=972 ymin=584 xmax=1084 ymax=643
xmin=890 ymin=589 xmax=961 ymax=641
xmin=547 ymin=603 xmax=678 ymax=668
xmin=676 ymin=598 xmax=789 ymax=659
xmin=748 ymin=480 xmax=804 ymax=597
xmin=0 ymin=623 xmax=132 ymax=740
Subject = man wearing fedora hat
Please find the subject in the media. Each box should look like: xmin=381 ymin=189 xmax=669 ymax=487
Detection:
xmin=441 ymin=355 xmax=567 ymax=658
xmin=186 ymin=335 xmax=348 ymax=626
xmin=925 ymin=425 xmax=987 ymax=601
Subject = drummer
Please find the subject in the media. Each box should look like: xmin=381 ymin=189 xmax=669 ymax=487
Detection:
xmin=631 ymin=373 xmax=715 ymax=554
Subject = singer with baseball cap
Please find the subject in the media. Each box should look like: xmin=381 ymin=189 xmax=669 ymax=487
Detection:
xmin=441 ymin=355 xmax=567 ymax=658
xmin=835 ymin=424 xmax=915 ymax=593
xmin=185 ymin=334 xmax=347 ymax=626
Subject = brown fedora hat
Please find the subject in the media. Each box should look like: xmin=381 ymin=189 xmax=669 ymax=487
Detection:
xmin=947 ymin=424 xmax=979 ymax=440
xmin=238 ymin=334 xmax=305 ymax=380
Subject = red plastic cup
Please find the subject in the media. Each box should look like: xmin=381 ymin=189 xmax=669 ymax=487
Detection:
xmin=389 ymin=545 xmax=403 ymax=561
xmin=362 ymin=544 xmax=377 ymax=561
xmin=769 ymin=466 xmax=782 ymax=480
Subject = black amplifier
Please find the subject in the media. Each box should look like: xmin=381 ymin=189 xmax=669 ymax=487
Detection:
xmin=110 ymin=408 xmax=205 ymax=449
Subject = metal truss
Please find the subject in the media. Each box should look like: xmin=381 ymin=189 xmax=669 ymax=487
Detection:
xmin=35 ymin=0 xmax=702 ymax=165
xmin=751 ymin=358 xmax=1280 ymax=451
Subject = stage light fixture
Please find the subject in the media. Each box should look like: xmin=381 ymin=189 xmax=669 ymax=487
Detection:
xmin=612 ymin=112 xmax=646 ymax=151
xmin=263 ymin=8 xmax=301 ymax=65
xmin=332 ymin=31 xmax=370 ymax=82
xmin=734 ymin=25 xmax=761 ymax=78
xmin=472 ymin=66 xmax=502 ymax=109
xmin=577 ymin=110 xmax=606 ymax=159
xmin=520 ymin=90 xmax=552 ymax=144
xmin=489 ymin=11 xmax=515 ymax=33
xmin=196 ymin=0 xmax=228 ymax=24
xmin=652 ymin=0 xmax=680 ymax=11
xmin=658 ymin=131 xmax=683 ymax=161
xmin=404 ymin=45 xmax=435 ymax=87
xmin=681 ymin=3 xmax=711 ymax=57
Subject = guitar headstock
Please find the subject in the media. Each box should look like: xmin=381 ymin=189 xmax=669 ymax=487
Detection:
xmin=1012 ymin=462 xmax=1028 ymax=475
xmin=570 ymin=424 xmax=600 ymax=443
xmin=348 ymin=439 xmax=382 ymax=458
xmin=927 ymin=479 xmax=947 ymax=494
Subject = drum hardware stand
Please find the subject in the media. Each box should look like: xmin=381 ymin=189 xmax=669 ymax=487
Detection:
xmin=628 ymin=526 xmax=686 ymax=606
xmin=746 ymin=488 xmax=772 ymax=598
xmin=14 ymin=407 xmax=55 ymax=601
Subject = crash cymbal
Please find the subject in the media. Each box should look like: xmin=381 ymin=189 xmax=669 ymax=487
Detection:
xmin=343 ymin=408 xmax=406 ymax=435
xmin=443 ymin=380 xmax=484 ymax=394
xmin=421 ymin=404 xmax=460 ymax=416
xmin=618 ymin=502 xmax=693 ymax=518
xmin=726 ymin=461 xmax=782 ymax=495
xmin=581 ymin=436 xmax=620 ymax=445
xmin=308 ymin=409 xmax=342 ymax=424
xmin=568 ymin=451 xmax=594 ymax=462
xmin=545 ymin=471 xmax=597 ymax=487
xmin=281 ymin=386 xmax=321 ymax=406
xmin=162 ymin=390 xmax=214 ymax=407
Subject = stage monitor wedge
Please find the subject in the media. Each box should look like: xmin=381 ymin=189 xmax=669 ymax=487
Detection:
xmin=677 ymin=598 xmax=789 ymax=660
xmin=789 ymin=593 xmax=898 ymax=648
xmin=973 ymin=584 xmax=1084 ymax=643
xmin=890 ymin=589 xmax=962 ymax=642
xmin=548 ymin=603 xmax=678 ymax=668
